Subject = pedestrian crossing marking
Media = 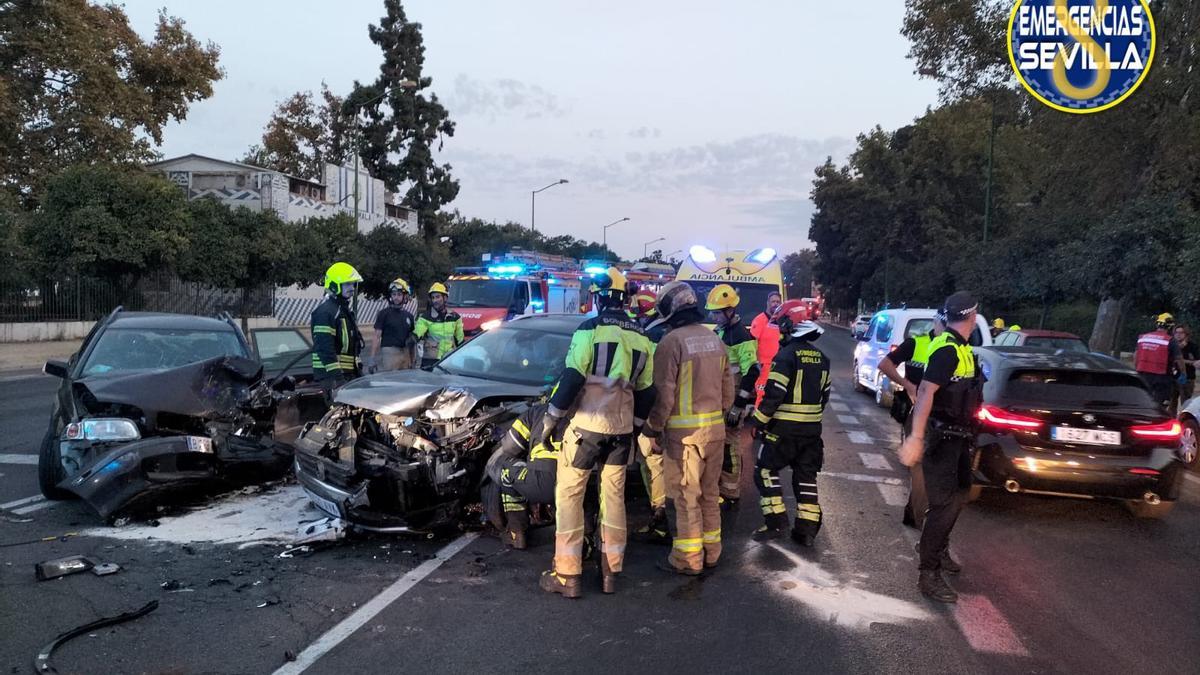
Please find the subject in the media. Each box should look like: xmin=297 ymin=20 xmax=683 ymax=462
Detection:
xmin=837 ymin=415 xmax=860 ymax=426
xmin=847 ymin=431 xmax=873 ymax=445
xmin=829 ymin=402 xmax=849 ymax=412
xmin=876 ymin=483 xmax=907 ymax=506
xmin=858 ymin=452 xmax=893 ymax=471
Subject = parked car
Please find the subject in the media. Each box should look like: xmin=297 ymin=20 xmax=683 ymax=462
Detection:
xmin=972 ymin=346 xmax=1187 ymax=518
xmin=1174 ymin=398 xmax=1200 ymax=470
xmin=39 ymin=309 xmax=324 ymax=518
xmin=852 ymin=308 xmax=992 ymax=407
xmin=851 ymin=314 xmax=872 ymax=339
xmin=992 ymin=328 xmax=1089 ymax=352
xmin=293 ymin=313 xmax=580 ymax=534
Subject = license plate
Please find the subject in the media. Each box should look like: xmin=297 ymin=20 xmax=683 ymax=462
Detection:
xmin=186 ymin=436 xmax=213 ymax=453
xmin=1051 ymin=426 xmax=1120 ymax=446
xmin=303 ymin=488 xmax=343 ymax=518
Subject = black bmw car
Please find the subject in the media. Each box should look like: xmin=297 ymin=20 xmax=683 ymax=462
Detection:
xmin=972 ymin=346 xmax=1188 ymax=518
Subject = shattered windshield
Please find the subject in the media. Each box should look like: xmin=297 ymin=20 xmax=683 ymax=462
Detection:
xmin=82 ymin=327 xmax=249 ymax=376
xmin=437 ymin=326 xmax=570 ymax=386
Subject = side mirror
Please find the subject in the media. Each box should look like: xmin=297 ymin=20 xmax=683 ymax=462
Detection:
xmin=44 ymin=360 xmax=69 ymax=379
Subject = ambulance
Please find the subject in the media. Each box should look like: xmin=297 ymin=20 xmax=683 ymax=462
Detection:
xmin=673 ymin=245 xmax=787 ymax=314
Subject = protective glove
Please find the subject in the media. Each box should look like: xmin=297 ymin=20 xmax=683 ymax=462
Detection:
xmin=725 ymin=406 xmax=744 ymax=428
xmin=542 ymin=412 xmax=564 ymax=441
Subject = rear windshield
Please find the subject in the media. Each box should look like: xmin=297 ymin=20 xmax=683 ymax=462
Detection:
xmin=1024 ymin=337 xmax=1089 ymax=352
xmin=1002 ymin=369 xmax=1155 ymax=408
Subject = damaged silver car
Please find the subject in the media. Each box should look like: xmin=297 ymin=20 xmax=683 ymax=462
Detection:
xmin=39 ymin=310 xmax=325 ymax=519
xmin=293 ymin=314 xmax=578 ymax=534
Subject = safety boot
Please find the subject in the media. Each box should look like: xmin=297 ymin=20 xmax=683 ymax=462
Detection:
xmin=913 ymin=542 xmax=962 ymax=575
xmin=505 ymin=511 xmax=529 ymax=551
xmin=634 ymin=507 xmax=670 ymax=545
xmin=752 ymin=524 xmax=784 ymax=542
xmin=918 ymin=570 xmax=958 ymax=603
xmin=598 ymin=555 xmax=618 ymax=594
xmin=539 ymin=570 xmax=582 ymax=599
xmin=791 ymin=527 xmax=815 ymax=548
xmin=656 ymin=557 xmax=701 ymax=576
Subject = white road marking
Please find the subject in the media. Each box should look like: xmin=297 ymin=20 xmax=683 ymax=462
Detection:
xmin=13 ymin=500 xmax=54 ymax=515
xmin=858 ymin=452 xmax=893 ymax=471
xmin=822 ymin=471 xmax=904 ymax=486
xmin=1 ymin=494 xmax=44 ymax=509
xmin=274 ymin=532 xmax=480 ymax=675
xmin=1185 ymin=472 xmax=1200 ymax=487
xmin=837 ymin=415 xmax=860 ymax=426
xmin=828 ymin=393 xmax=843 ymax=401
xmin=952 ymin=594 xmax=1030 ymax=656
xmin=0 ymin=453 xmax=38 ymax=465
xmin=0 ymin=373 xmax=45 ymax=383
xmin=847 ymin=431 xmax=873 ymax=445
xmin=829 ymin=402 xmax=849 ymax=412
xmin=877 ymin=483 xmax=908 ymax=507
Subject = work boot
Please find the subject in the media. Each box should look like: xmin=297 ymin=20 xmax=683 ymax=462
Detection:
xmin=752 ymin=524 xmax=784 ymax=542
xmin=505 ymin=511 xmax=529 ymax=550
xmin=791 ymin=528 xmax=815 ymax=548
xmin=918 ymin=570 xmax=958 ymax=603
xmin=539 ymin=570 xmax=582 ymax=599
xmin=914 ymin=542 xmax=962 ymax=575
xmin=719 ymin=496 xmax=740 ymax=512
xmin=634 ymin=507 xmax=670 ymax=545
xmin=655 ymin=557 xmax=701 ymax=576
xmin=598 ymin=555 xmax=617 ymax=594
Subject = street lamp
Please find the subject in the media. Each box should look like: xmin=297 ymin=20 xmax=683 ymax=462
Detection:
xmin=643 ymin=237 xmax=665 ymax=259
xmin=349 ymin=79 xmax=418 ymax=221
xmin=602 ymin=217 xmax=630 ymax=262
xmin=530 ymin=179 xmax=569 ymax=233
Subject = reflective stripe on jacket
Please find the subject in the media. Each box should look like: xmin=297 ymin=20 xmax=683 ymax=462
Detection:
xmin=1134 ymin=330 xmax=1172 ymax=375
xmin=927 ymin=330 xmax=982 ymax=424
xmin=753 ymin=338 xmax=830 ymax=435
xmin=414 ymin=308 xmax=465 ymax=360
xmin=646 ymin=323 xmax=733 ymax=436
xmin=311 ymin=296 xmax=361 ymax=378
xmin=718 ymin=316 xmax=761 ymax=408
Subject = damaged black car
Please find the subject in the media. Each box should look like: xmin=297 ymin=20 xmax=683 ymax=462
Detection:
xmin=39 ymin=309 xmax=325 ymax=519
xmin=293 ymin=314 xmax=578 ymax=534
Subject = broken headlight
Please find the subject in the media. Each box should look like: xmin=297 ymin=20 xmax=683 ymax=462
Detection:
xmin=65 ymin=418 xmax=140 ymax=442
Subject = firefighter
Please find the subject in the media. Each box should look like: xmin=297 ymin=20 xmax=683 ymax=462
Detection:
xmin=644 ymin=282 xmax=734 ymax=574
xmin=311 ymin=262 xmax=364 ymax=394
xmin=413 ymin=282 xmax=464 ymax=369
xmin=540 ymin=267 xmax=654 ymax=599
xmin=749 ymin=301 xmax=830 ymax=547
xmin=481 ymin=400 xmax=563 ymax=550
xmin=877 ymin=317 xmax=944 ymax=529
xmin=990 ymin=318 xmax=1006 ymax=338
xmin=631 ymin=288 xmax=670 ymax=544
xmin=706 ymin=284 xmax=760 ymax=508
xmin=369 ymin=277 xmax=416 ymax=372
xmin=898 ymin=292 xmax=984 ymax=603
xmin=1135 ymin=312 xmax=1187 ymax=413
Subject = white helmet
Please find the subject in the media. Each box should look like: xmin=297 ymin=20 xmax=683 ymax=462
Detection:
xmin=790 ymin=320 xmax=824 ymax=341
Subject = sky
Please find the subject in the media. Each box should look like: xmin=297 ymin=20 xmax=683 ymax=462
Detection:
xmin=119 ymin=0 xmax=940 ymax=261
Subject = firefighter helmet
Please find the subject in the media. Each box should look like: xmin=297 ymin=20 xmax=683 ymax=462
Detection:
xmin=323 ymin=262 xmax=363 ymax=295
xmin=705 ymin=284 xmax=739 ymax=311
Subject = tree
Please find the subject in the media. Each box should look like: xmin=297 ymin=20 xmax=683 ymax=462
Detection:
xmin=29 ymin=165 xmax=190 ymax=289
xmin=288 ymin=213 xmax=366 ymax=289
xmin=781 ymin=250 xmax=816 ymax=300
xmin=242 ymin=84 xmax=350 ymax=180
xmin=358 ymin=224 xmax=450 ymax=300
xmin=0 ymin=1 xmax=222 ymax=204
xmin=349 ymin=0 xmax=459 ymax=238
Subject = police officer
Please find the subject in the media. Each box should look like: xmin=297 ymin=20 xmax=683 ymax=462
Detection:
xmin=877 ymin=316 xmax=944 ymax=529
xmin=413 ymin=282 xmax=464 ymax=369
xmin=749 ymin=301 xmax=830 ymax=546
xmin=369 ymin=277 xmax=416 ymax=372
xmin=311 ymin=262 xmax=364 ymax=394
xmin=481 ymin=400 xmax=563 ymax=550
xmin=706 ymin=284 xmax=760 ymax=508
xmin=540 ymin=267 xmax=654 ymax=598
xmin=898 ymin=291 xmax=983 ymax=603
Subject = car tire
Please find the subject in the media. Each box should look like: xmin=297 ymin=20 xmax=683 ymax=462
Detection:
xmin=1125 ymin=499 xmax=1175 ymax=519
xmin=38 ymin=423 xmax=74 ymax=501
xmin=875 ymin=374 xmax=893 ymax=408
xmin=1180 ymin=418 xmax=1199 ymax=469
xmin=852 ymin=361 xmax=867 ymax=393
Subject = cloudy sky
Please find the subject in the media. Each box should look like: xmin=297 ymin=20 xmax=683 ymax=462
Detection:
xmin=121 ymin=0 xmax=939 ymax=260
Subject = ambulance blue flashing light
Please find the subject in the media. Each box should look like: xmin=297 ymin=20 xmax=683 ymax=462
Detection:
xmin=748 ymin=248 xmax=777 ymax=264
xmin=689 ymin=245 xmax=717 ymax=263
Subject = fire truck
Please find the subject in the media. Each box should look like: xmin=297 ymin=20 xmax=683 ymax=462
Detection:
xmin=448 ymin=252 xmax=586 ymax=334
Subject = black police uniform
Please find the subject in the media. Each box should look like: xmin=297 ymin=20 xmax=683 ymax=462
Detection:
xmin=915 ymin=328 xmax=982 ymax=572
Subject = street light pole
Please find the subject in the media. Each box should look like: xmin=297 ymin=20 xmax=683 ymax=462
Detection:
xmin=643 ymin=237 xmax=665 ymax=259
xmin=530 ymin=179 xmax=569 ymax=233
xmin=602 ymin=217 xmax=630 ymax=262
xmin=351 ymin=79 xmax=418 ymax=223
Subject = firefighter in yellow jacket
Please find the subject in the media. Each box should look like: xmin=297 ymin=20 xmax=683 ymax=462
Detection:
xmin=540 ymin=267 xmax=655 ymax=599
xmin=706 ymin=283 xmax=761 ymax=508
xmin=643 ymin=282 xmax=734 ymax=575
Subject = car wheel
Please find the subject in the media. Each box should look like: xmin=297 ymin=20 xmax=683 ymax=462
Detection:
xmin=1180 ymin=418 xmax=1199 ymax=468
xmin=875 ymin=374 xmax=893 ymax=408
xmin=37 ymin=422 xmax=74 ymax=501
xmin=1125 ymin=499 xmax=1175 ymax=519
xmin=852 ymin=361 xmax=867 ymax=393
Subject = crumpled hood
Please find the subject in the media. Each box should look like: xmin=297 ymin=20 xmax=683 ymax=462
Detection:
xmin=334 ymin=368 xmax=543 ymax=417
xmin=75 ymin=356 xmax=264 ymax=423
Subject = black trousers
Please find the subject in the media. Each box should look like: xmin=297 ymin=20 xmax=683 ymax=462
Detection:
xmin=753 ymin=432 xmax=824 ymax=537
xmin=481 ymin=457 xmax=556 ymax=531
xmin=918 ymin=431 xmax=972 ymax=571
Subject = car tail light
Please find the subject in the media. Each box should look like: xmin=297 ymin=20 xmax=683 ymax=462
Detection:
xmin=1128 ymin=468 xmax=1161 ymax=476
xmin=1128 ymin=420 xmax=1182 ymax=441
xmin=976 ymin=404 xmax=1043 ymax=431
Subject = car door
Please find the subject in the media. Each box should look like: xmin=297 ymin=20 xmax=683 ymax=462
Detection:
xmin=861 ymin=313 xmax=895 ymax=390
xmin=854 ymin=314 xmax=880 ymax=386
xmin=248 ymin=327 xmax=326 ymax=446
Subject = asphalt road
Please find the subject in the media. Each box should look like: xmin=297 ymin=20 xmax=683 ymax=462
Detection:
xmin=2 ymin=330 xmax=1199 ymax=674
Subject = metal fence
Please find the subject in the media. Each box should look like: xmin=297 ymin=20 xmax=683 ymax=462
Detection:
xmin=0 ymin=272 xmax=273 ymax=323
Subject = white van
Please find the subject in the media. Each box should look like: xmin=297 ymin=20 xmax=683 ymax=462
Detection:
xmin=852 ymin=308 xmax=992 ymax=407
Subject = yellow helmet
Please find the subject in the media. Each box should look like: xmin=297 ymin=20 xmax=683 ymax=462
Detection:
xmin=588 ymin=267 xmax=627 ymax=296
xmin=388 ymin=278 xmax=411 ymax=295
xmin=992 ymin=318 xmax=1006 ymax=329
xmin=1008 ymin=324 xmax=1022 ymax=331
xmin=1157 ymin=312 xmax=1175 ymax=326
xmin=323 ymin=262 xmax=363 ymax=295
xmin=705 ymin=283 xmax=740 ymax=311
xmin=429 ymin=282 xmax=449 ymax=296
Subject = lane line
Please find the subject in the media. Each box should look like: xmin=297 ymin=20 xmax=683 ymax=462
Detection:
xmin=823 ymin=471 xmax=904 ymax=486
xmin=273 ymin=532 xmax=479 ymax=675
xmin=1 ymin=494 xmax=45 ymax=509
xmin=0 ymin=453 xmax=38 ymax=465
xmin=952 ymin=594 xmax=1030 ymax=656
xmin=847 ymin=431 xmax=873 ymax=445
xmin=837 ymin=415 xmax=860 ymax=426
xmin=829 ymin=402 xmax=849 ymax=412
xmin=858 ymin=452 xmax=893 ymax=472
xmin=13 ymin=500 xmax=54 ymax=515
xmin=876 ymin=483 xmax=908 ymax=507
xmin=1184 ymin=472 xmax=1200 ymax=487
xmin=828 ymin=393 xmax=843 ymax=401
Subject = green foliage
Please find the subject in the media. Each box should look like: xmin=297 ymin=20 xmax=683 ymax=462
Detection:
xmin=241 ymin=85 xmax=350 ymax=180
xmin=357 ymin=224 xmax=449 ymax=300
xmin=0 ymin=1 xmax=222 ymax=204
xmin=782 ymin=250 xmax=816 ymax=299
xmin=176 ymin=199 xmax=299 ymax=294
